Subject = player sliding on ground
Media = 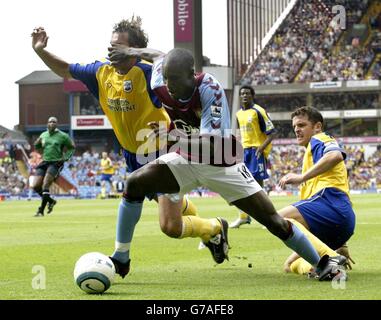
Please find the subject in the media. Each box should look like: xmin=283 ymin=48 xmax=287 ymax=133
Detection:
xmin=278 ymin=106 xmax=356 ymax=277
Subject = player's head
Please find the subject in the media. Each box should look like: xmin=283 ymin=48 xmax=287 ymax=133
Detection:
xmin=162 ymin=48 xmax=195 ymax=101
xmin=102 ymin=152 xmax=108 ymax=159
xmin=111 ymin=16 xmax=148 ymax=72
xmin=291 ymin=106 xmax=324 ymax=147
xmin=47 ymin=116 xmax=58 ymax=132
xmin=239 ymin=85 xmax=255 ymax=108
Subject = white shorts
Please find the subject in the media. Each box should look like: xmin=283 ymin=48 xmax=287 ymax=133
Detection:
xmin=157 ymin=152 xmax=262 ymax=204
xmin=29 ymin=175 xmax=37 ymax=186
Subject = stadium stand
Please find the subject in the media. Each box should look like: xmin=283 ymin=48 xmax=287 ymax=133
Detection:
xmin=64 ymin=151 xmax=128 ymax=199
xmin=241 ymin=0 xmax=379 ymax=86
xmin=2 ymin=142 xmax=379 ymax=199
xmin=267 ymin=144 xmax=381 ymax=194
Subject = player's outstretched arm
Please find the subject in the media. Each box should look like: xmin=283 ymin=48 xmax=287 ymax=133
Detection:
xmin=278 ymin=150 xmax=343 ymax=189
xmin=31 ymin=27 xmax=72 ymax=79
xmin=108 ymin=44 xmax=165 ymax=64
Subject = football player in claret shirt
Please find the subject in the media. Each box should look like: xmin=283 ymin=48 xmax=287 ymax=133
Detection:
xmin=230 ymin=86 xmax=276 ymax=228
xmin=278 ymin=106 xmax=356 ymax=276
xmin=108 ymin=46 xmax=347 ymax=281
xmin=31 ymin=17 xmax=201 ymax=278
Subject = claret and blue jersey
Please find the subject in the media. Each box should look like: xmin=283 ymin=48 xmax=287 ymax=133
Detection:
xmin=151 ymin=57 xmax=231 ymax=138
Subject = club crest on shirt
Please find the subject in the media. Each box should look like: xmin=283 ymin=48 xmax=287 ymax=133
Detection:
xmin=123 ymin=80 xmax=133 ymax=93
xmin=211 ymin=105 xmax=222 ymax=118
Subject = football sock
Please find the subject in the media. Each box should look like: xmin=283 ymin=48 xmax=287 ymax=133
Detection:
xmin=179 ymin=216 xmax=221 ymax=242
xmin=181 ymin=196 xmax=198 ymax=216
xmin=112 ymin=198 xmax=143 ymax=264
xmin=286 ymin=218 xmax=338 ymax=275
xmin=40 ymin=190 xmax=52 ymax=212
xmin=288 ymin=219 xmax=337 ymax=257
xmin=290 ymin=258 xmax=315 ymax=275
xmin=283 ymin=221 xmax=321 ymax=267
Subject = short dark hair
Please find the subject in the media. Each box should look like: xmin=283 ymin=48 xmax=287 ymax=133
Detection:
xmin=113 ymin=16 xmax=148 ymax=48
xmin=239 ymin=85 xmax=255 ymax=96
xmin=291 ymin=106 xmax=324 ymax=126
xmin=164 ymin=48 xmax=194 ymax=72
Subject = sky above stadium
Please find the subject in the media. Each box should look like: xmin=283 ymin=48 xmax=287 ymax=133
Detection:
xmin=1 ymin=0 xmax=227 ymax=130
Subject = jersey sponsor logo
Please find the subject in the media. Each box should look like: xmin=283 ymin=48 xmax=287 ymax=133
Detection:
xmin=107 ymin=98 xmax=136 ymax=112
xmin=123 ymin=80 xmax=133 ymax=93
xmin=173 ymin=119 xmax=199 ymax=135
xmin=211 ymin=105 xmax=222 ymax=118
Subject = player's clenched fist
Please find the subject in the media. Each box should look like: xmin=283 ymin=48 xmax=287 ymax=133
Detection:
xmin=31 ymin=27 xmax=49 ymax=53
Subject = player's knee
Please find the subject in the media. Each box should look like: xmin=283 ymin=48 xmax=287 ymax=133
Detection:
xmin=160 ymin=219 xmax=182 ymax=238
xmin=125 ymin=172 xmax=146 ymax=198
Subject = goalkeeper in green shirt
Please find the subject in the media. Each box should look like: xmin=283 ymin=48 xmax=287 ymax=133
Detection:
xmin=32 ymin=117 xmax=75 ymax=217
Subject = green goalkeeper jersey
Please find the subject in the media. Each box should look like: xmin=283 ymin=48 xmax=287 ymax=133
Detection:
xmin=35 ymin=129 xmax=75 ymax=162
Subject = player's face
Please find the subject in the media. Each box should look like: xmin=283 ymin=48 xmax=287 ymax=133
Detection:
xmin=47 ymin=118 xmax=57 ymax=132
xmin=163 ymin=66 xmax=195 ymax=101
xmin=292 ymin=114 xmax=321 ymax=147
xmin=110 ymin=32 xmax=133 ymax=73
xmin=240 ymin=89 xmax=254 ymax=107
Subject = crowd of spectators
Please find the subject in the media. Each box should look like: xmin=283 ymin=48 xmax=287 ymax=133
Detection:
xmin=64 ymin=150 xmax=128 ymax=198
xmin=266 ymin=144 xmax=381 ymax=193
xmin=0 ymin=143 xmax=380 ymax=198
xmin=345 ymin=145 xmax=381 ymax=190
xmin=241 ymin=0 xmax=377 ymax=86
xmin=313 ymin=92 xmax=380 ymax=110
xmin=298 ymin=45 xmax=375 ymax=82
xmin=368 ymin=54 xmax=381 ymax=78
xmin=0 ymin=143 xmax=27 ymax=196
xmin=242 ymin=0 xmax=350 ymax=85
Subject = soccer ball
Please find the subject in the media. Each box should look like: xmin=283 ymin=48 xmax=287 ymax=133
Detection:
xmin=74 ymin=252 xmax=116 ymax=294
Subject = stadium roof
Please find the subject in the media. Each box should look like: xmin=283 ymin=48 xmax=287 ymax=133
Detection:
xmin=15 ymin=70 xmax=63 ymax=85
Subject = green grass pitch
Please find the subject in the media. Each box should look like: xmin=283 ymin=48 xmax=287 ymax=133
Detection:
xmin=0 ymin=194 xmax=380 ymax=300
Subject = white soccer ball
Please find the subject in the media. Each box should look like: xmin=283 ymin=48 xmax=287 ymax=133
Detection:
xmin=74 ymin=252 xmax=116 ymax=294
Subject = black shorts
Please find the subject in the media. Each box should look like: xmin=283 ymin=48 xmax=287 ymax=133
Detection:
xmin=36 ymin=161 xmax=64 ymax=179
